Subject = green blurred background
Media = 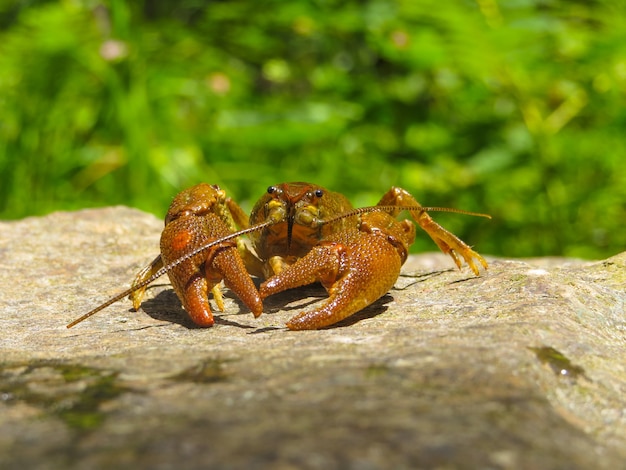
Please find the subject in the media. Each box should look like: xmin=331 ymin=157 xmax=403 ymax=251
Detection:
xmin=1 ymin=0 xmax=624 ymax=259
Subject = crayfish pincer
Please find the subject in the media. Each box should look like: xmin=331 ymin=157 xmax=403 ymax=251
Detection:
xmin=131 ymin=183 xmax=263 ymax=326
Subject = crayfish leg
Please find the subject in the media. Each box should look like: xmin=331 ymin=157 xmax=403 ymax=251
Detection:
xmin=129 ymin=255 xmax=163 ymax=310
xmin=417 ymin=214 xmax=488 ymax=275
xmin=211 ymin=284 xmax=226 ymax=312
xmin=377 ymin=187 xmax=488 ymax=275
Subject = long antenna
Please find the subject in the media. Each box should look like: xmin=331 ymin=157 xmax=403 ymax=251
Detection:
xmin=66 ymin=220 xmax=275 ymax=328
xmin=319 ymin=204 xmax=491 ymax=226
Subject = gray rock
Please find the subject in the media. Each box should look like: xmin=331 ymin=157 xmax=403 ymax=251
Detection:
xmin=0 ymin=207 xmax=624 ymax=469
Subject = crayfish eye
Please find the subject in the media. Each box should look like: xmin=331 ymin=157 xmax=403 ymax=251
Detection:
xmin=267 ymin=186 xmax=277 ymax=194
xmin=314 ymin=189 xmax=324 ymax=198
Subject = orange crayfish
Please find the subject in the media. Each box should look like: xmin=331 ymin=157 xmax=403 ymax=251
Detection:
xmin=67 ymin=182 xmax=489 ymax=330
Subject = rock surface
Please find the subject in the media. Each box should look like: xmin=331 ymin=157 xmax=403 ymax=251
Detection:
xmin=1 ymin=207 xmax=625 ymax=469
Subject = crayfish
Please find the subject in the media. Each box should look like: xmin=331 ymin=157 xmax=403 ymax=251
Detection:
xmin=67 ymin=182 xmax=489 ymax=330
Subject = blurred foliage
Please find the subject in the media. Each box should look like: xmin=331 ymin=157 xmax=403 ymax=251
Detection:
xmin=1 ymin=0 xmax=625 ymax=259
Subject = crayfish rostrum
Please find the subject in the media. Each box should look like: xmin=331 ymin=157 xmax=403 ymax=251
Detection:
xmin=67 ymin=182 xmax=489 ymax=330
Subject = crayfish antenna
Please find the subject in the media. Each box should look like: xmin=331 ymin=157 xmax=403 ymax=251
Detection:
xmin=319 ymin=205 xmax=491 ymax=226
xmin=66 ymin=220 xmax=275 ymax=328
xmin=403 ymin=206 xmax=491 ymax=219
xmin=66 ymin=281 xmax=155 ymax=328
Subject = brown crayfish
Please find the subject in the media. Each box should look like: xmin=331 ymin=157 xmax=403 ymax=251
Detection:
xmin=67 ymin=182 xmax=489 ymax=330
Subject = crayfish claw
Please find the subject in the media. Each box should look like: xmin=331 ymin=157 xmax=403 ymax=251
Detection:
xmin=261 ymin=222 xmax=407 ymax=330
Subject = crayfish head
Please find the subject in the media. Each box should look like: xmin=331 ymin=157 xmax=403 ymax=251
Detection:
xmin=262 ymin=182 xmax=324 ymax=225
xmin=249 ymin=182 xmax=334 ymax=260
